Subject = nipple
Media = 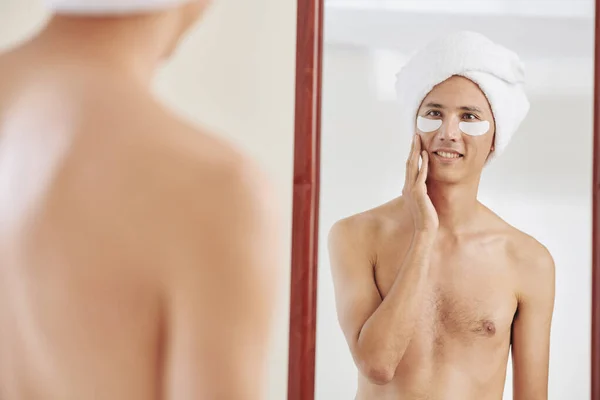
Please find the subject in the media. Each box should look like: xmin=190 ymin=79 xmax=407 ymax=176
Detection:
xmin=482 ymin=320 xmax=496 ymax=335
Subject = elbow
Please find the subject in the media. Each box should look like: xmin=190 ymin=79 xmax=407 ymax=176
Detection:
xmin=358 ymin=359 xmax=395 ymax=386
xmin=354 ymin=332 xmax=404 ymax=385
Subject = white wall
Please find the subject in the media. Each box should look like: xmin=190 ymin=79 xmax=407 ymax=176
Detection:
xmin=315 ymin=44 xmax=593 ymax=399
xmin=0 ymin=1 xmax=296 ymax=398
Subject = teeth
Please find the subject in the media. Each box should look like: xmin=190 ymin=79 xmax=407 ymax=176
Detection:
xmin=437 ymin=151 xmax=460 ymax=159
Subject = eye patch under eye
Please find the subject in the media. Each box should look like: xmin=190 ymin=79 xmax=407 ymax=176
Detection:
xmin=416 ymin=116 xmax=442 ymax=133
xmin=459 ymin=120 xmax=490 ymax=136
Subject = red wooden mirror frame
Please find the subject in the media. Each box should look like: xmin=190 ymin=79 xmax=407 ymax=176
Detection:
xmin=287 ymin=1 xmax=600 ymax=399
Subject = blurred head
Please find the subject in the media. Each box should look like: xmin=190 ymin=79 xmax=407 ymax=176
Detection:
xmin=415 ymin=75 xmax=496 ymax=184
xmin=43 ymin=0 xmax=213 ymax=61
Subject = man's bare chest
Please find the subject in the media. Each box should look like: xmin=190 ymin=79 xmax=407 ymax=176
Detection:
xmin=373 ymin=239 xmax=518 ymax=344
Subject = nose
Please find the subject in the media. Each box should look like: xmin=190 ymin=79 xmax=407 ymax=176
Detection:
xmin=436 ymin=118 xmax=461 ymax=142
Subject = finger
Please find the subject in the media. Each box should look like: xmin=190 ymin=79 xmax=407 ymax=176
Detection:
xmin=406 ymin=134 xmax=421 ymax=184
xmin=411 ymin=135 xmax=423 ymax=182
xmin=417 ymin=150 xmax=429 ymax=185
xmin=415 ymin=133 xmax=422 ymax=153
xmin=405 ymin=134 xmax=418 ymax=185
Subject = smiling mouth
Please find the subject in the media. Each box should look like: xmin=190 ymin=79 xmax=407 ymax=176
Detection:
xmin=434 ymin=151 xmax=463 ymax=159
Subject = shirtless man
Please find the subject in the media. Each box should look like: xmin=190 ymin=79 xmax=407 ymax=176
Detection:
xmin=0 ymin=2 xmax=279 ymax=400
xmin=328 ymin=32 xmax=555 ymax=400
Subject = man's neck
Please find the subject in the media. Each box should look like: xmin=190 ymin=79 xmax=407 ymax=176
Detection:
xmin=427 ymin=177 xmax=481 ymax=235
xmin=28 ymin=13 xmax=182 ymax=86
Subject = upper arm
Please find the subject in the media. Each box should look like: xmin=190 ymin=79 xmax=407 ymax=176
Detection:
xmin=163 ymin=156 xmax=280 ymax=400
xmin=511 ymin=242 xmax=556 ymax=400
xmin=328 ymin=218 xmax=383 ymax=357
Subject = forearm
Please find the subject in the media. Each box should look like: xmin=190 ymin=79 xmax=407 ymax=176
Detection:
xmin=356 ymin=232 xmax=435 ymax=376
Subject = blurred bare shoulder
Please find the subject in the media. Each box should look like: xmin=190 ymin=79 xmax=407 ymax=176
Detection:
xmin=89 ymin=79 xmax=276 ymax=214
xmin=135 ymin=108 xmax=280 ymax=259
xmin=45 ymin=80 xmax=281 ymax=275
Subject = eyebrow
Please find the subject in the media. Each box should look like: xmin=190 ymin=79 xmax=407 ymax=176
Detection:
xmin=423 ymin=102 xmax=483 ymax=113
xmin=460 ymin=105 xmax=483 ymax=113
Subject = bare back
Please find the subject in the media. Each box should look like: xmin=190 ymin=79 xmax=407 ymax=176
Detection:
xmin=0 ymin=46 xmax=277 ymax=400
xmin=329 ymin=197 xmax=553 ymax=400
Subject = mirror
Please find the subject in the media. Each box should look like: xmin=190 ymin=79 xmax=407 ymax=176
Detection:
xmin=314 ymin=1 xmax=595 ymax=399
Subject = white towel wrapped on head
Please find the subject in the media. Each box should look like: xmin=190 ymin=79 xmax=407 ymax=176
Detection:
xmin=45 ymin=0 xmax=193 ymax=14
xmin=395 ymin=31 xmax=530 ymax=163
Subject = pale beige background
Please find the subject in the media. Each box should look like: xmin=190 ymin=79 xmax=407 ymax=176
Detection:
xmin=0 ymin=1 xmax=297 ymax=398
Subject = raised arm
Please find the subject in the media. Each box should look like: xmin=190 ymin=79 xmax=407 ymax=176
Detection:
xmin=329 ymin=220 xmax=435 ymax=385
xmin=511 ymin=242 xmax=555 ymax=400
xmin=162 ymin=155 xmax=280 ymax=400
xmin=328 ymin=134 xmax=438 ymax=385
